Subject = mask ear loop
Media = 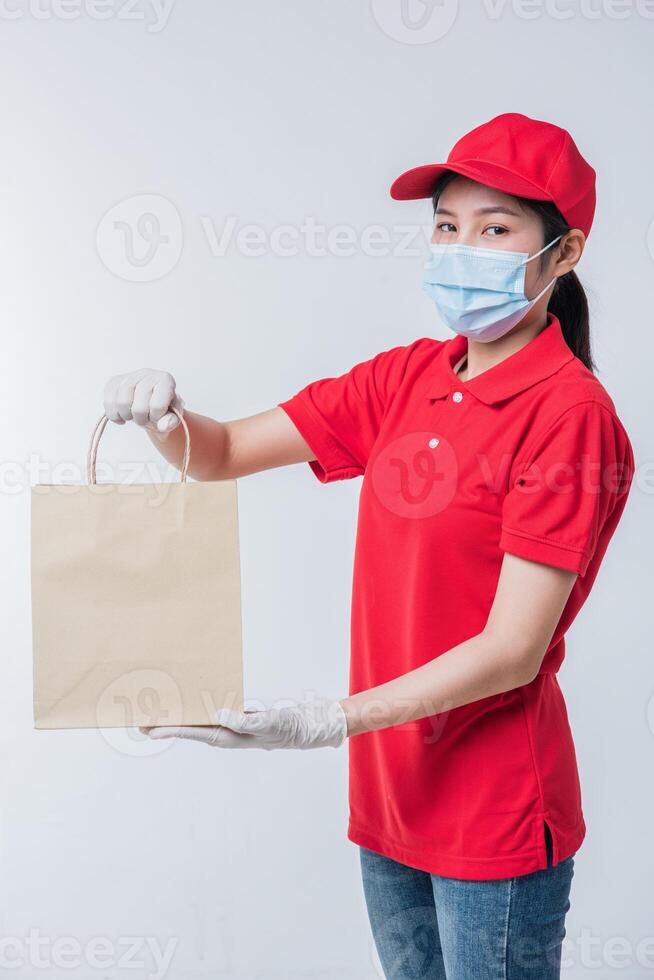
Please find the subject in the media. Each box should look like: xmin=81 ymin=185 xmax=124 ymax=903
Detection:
xmin=520 ymin=234 xmax=563 ymax=302
xmin=521 ymin=233 xmax=563 ymax=266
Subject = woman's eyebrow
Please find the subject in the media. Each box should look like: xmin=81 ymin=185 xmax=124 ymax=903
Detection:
xmin=474 ymin=205 xmax=522 ymax=217
xmin=434 ymin=205 xmax=522 ymax=217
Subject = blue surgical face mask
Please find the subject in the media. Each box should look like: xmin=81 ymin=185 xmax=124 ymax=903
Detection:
xmin=421 ymin=234 xmax=562 ymax=342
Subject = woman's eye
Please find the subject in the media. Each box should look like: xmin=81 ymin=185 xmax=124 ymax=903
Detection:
xmin=435 ymin=222 xmax=456 ymax=233
xmin=484 ymin=225 xmax=507 ymax=236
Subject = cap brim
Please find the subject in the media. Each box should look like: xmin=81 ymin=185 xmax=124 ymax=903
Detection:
xmin=390 ymin=160 xmax=551 ymax=203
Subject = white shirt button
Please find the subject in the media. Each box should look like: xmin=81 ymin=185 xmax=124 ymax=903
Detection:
xmin=452 ymin=391 xmax=463 ymax=403
xmin=428 ymin=437 xmax=439 ymax=449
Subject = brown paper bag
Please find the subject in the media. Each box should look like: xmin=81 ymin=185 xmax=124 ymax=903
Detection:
xmin=31 ymin=410 xmax=244 ymax=729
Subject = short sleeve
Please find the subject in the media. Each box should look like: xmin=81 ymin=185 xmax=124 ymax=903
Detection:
xmin=278 ymin=342 xmax=418 ymax=484
xmin=499 ymin=401 xmax=635 ymax=576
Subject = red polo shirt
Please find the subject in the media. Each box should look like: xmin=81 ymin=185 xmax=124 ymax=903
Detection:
xmin=278 ymin=313 xmax=635 ymax=880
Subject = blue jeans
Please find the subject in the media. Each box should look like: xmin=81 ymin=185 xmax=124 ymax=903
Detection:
xmin=359 ymin=836 xmax=574 ymax=979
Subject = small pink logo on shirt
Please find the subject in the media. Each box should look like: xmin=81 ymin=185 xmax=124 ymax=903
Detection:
xmin=370 ymin=431 xmax=458 ymax=517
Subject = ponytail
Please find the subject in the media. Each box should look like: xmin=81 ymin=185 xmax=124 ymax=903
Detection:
xmin=547 ymin=269 xmax=594 ymax=372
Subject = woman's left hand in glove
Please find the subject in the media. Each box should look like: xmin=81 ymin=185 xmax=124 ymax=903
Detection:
xmin=139 ymin=696 xmax=349 ymax=750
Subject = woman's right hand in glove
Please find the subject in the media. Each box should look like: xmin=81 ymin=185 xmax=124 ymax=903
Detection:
xmin=103 ymin=368 xmax=185 ymax=435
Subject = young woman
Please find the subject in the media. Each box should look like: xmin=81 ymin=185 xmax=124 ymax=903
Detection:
xmin=103 ymin=113 xmax=635 ymax=979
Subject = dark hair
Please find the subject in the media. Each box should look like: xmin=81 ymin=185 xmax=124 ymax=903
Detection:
xmin=430 ymin=171 xmax=595 ymax=373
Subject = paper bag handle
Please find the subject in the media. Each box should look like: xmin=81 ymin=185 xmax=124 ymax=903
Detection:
xmin=86 ymin=407 xmax=191 ymax=484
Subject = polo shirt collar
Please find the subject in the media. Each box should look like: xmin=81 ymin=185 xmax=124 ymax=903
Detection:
xmin=424 ymin=313 xmax=575 ymax=405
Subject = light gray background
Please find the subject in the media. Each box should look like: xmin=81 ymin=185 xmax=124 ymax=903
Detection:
xmin=2 ymin=1 xmax=653 ymax=977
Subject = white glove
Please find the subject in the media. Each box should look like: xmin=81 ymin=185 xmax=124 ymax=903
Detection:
xmin=103 ymin=368 xmax=185 ymax=434
xmin=139 ymin=697 xmax=349 ymax=750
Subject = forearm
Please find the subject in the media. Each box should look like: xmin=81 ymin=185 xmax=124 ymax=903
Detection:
xmin=338 ymin=628 xmax=537 ymax=737
xmin=146 ymin=409 xmax=230 ymax=482
xmin=146 ymin=405 xmax=315 ymax=482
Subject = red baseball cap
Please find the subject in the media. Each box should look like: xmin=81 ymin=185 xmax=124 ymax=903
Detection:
xmin=390 ymin=112 xmax=596 ymax=238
